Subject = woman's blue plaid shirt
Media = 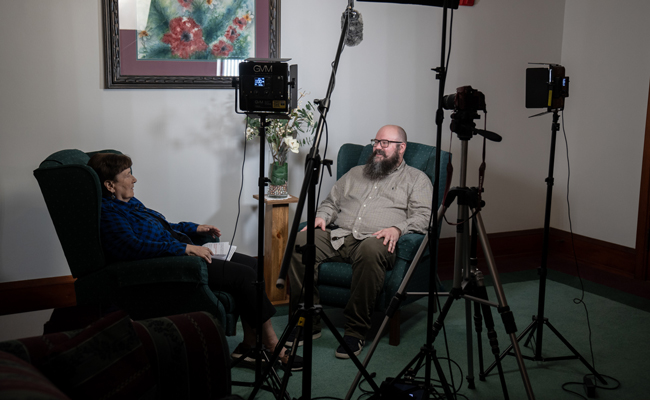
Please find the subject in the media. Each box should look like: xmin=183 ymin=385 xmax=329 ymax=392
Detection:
xmin=100 ymin=197 xmax=198 ymax=261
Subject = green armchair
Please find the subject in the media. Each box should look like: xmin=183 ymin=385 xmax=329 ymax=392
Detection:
xmin=310 ymin=142 xmax=450 ymax=346
xmin=33 ymin=149 xmax=238 ymax=335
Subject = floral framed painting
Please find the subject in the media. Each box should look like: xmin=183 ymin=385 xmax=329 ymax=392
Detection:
xmin=102 ymin=0 xmax=280 ymax=89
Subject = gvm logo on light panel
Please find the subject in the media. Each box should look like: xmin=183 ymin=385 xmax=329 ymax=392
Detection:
xmin=253 ymin=65 xmax=272 ymax=73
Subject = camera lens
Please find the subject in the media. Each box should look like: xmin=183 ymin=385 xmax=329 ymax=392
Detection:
xmin=442 ymin=93 xmax=456 ymax=110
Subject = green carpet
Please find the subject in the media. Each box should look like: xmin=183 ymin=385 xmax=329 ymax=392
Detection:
xmin=227 ymin=271 xmax=650 ymax=399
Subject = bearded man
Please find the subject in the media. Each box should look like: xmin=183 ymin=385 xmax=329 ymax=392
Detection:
xmin=287 ymin=125 xmax=433 ymax=359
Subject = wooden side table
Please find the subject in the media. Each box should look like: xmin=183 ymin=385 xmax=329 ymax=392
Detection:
xmin=253 ymin=194 xmax=299 ymax=305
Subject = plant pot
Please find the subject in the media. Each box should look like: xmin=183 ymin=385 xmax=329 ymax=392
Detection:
xmin=268 ymin=162 xmax=288 ymax=198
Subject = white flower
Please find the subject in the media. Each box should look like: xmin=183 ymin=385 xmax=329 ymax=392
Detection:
xmin=284 ymin=137 xmax=300 ymax=153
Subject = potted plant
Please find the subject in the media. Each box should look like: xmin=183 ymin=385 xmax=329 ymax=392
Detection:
xmin=246 ymin=93 xmax=317 ymax=197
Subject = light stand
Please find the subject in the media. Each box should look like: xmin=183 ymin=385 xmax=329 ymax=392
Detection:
xmin=230 ymin=112 xmax=291 ymax=400
xmin=346 ymin=1 xmax=462 ymax=398
xmin=483 ymin=109 xmax=606 ymax=385
xmin=249 ymin=5 xmax=380 ymax=399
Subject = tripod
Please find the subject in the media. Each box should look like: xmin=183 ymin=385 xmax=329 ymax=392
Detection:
xmin=483 ymin=109 xmax=606 ymax=385
xmin=367 ymin=127 xmax=535 ymax=399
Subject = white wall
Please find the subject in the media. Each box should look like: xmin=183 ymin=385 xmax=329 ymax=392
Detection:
xmin=556 ymin=0 xmax=650 ymax=247
xmin=1 ymin=0 xmax=648 ymax=337
xmin=281 ymin=0 xmax=566 ymax=238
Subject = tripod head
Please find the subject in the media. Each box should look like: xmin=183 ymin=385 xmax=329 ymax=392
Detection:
xmin=449 ymin=110 xmax=502 ymax=142
xmin=444 ymin=85 xmax=502 ymax=142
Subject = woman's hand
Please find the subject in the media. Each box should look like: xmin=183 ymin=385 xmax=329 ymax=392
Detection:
xmin=197 ymin=224 xmax=221 ymax=238
xmin=186 ymin=244 xmax=214 ymax=263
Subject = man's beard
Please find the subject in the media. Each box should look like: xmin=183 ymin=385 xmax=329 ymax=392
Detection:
xmin=363 ymin=149 xmax=401 ymax=180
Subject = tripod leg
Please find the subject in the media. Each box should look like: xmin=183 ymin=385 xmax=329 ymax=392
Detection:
xmin=472 ymin=270 xmax=510 ymax=400
xmin=374 ymin=292 xmax=456 ymax=400
xmin=474 ymin=211 xmax=536 ymax=400
xmin=523 ymin=320 xmax=537 ymax=349
xmin=248 ymin=307 xmax=306 ymax=400
xmin=473 ymin=299 xmax=485 ymax=380
xmin=465 ymin=297 xmax=475 ymax=389
xmin=543 ymin=320 xmax=607 ymax=384
xmin=277 ymin=319 xmax=305 ymax=397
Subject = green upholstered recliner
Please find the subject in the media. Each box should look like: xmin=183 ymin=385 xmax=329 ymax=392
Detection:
xmin=33 ymin=149 xmax=238 ymax=335
xmin=311 ymin=142 xmax=450 ymax=346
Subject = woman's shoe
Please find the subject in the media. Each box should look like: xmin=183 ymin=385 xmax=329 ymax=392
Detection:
xmin=231 ymin=343 xmax=255 ymax=363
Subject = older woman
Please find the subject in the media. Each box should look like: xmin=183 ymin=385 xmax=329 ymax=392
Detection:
xmin=87 ymin=153 xmax=300 ymax=370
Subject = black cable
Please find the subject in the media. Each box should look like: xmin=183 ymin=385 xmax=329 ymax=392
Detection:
xmin=560 ymin=111 xmax=621 ymax=394
xmin=219 ymin=120 xmax=250 ymax=308
xmin=228 ymin=119 xmax=248 ymax=253
xmin=561 ymin=111 xmax=595 ymax=366
xmin=561 ymin=374 xmax=621 ymax=399
xmin=358 ymin=355 xmax=466 ymax=399
xmin=445 ymin=9 xmax=454 ymax=74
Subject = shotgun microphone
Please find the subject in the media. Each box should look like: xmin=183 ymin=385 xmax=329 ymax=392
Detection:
xmin=342 ymin=7 xmax=364 ymax=46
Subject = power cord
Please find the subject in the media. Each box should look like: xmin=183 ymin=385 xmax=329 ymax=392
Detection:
xmin=217 ymin=121 xmax=250 ymax=308
xmin=559 ymin=111 xmax=621 ymax=397
xmin=355 ymin=356 xmax=467 ymax=400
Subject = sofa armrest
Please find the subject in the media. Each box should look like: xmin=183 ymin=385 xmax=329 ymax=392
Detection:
xmin=110 ymin=256 xmax=209 ymax=288
xmin=0 ymin=351 xmax=71 ymax=400
xmin=132 ymin=312 xmax=231 ymax=399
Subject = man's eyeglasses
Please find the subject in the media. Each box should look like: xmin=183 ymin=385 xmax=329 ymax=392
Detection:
xmin=370 ymin=139 xmax=403 ymax=148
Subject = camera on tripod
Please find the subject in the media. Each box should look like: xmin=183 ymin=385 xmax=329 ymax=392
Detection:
xmin=442 ymin=86 xmax=490 ymax=141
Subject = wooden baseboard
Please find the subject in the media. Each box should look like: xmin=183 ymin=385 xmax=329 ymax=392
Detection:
xmin=0 ymin=276 xmax=76 ymax=316
xmin=548 ymin=228 xmax=637 ymax=278
xmin=437 ymin=228 xmax=637 ymax=280
xmin=0 ymin=228 xmax=642 ymax=316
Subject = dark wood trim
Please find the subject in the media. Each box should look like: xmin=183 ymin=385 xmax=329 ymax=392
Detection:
xmin=0 ymin=227 xmax=642 ymax=316
xmin=549 ymin=228 xmax=636 ymax=278
xmin=437 ymin=228 xmax=637 ymax=281
xmin=0 ymin=276 xmax=76 ymax=316
xmin=438 ymin=229 xmax=544 ymax=278
xmin=635 ymin=81 xmax=650 ymax=281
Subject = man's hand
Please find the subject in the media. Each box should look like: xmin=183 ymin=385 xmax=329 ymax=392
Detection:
xmin=373 ymin=227 xmax=402 ymax=254
xmin=186 ymin=244 xmax=213 ymax=263
xmin=301 ymin=217 xmax=327 ymax=232
xmin=197 ymin=224 xmax=221 ymax=238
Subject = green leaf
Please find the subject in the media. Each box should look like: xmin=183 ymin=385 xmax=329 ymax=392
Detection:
xmin=230 ymin=35 xmax=251 ymax=58
xmin=142 ymin=42 xmax=172 ymax=59
xmin=203 ymin=0 xmax=247 ymax=43
xmin=145 ymin=0 xmax=174 ymax=36
xmin=190 ymin=1 xmax=210 ymax=26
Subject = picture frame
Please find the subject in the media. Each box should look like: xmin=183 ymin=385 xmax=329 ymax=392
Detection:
xmin=102 ymin=0 xmax=280 ymax=89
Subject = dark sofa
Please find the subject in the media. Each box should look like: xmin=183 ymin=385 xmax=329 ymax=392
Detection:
xmin=0 ymin=311 xmax=232 ymax=400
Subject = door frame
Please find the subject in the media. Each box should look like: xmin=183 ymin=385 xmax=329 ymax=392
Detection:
xmin=634 ymin=81 xmax=650 ymax=280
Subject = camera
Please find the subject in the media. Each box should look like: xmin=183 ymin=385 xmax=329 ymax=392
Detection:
xmin=442 ymin=86 xmax=486 ymax=112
